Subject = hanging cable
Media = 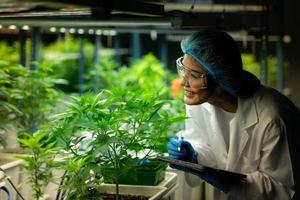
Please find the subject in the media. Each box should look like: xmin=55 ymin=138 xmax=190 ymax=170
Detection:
xmin=216 ymin=0 xmax=226 ymax=30
xmin=189 ymin=0 xmax=197 ymax=12
xmin=259 ymin=0 xmax=269 ymax=84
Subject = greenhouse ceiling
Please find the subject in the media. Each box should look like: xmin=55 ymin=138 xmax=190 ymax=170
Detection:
xmin=0 ymin=0 xmax=266 ymax=32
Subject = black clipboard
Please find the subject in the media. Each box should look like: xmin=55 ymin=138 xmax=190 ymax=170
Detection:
xmin=156 ymin=155 xmax=246 ymax=182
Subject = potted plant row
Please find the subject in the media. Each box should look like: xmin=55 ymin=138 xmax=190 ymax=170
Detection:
xmin=0 ymin=61 xmax=65 ymax=150
xmin=0 ymin=61 xmax=66 ymax=200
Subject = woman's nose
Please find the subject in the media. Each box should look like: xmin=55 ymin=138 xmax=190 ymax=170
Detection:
xmin=180 ymin=75 xmax=189 ymax=87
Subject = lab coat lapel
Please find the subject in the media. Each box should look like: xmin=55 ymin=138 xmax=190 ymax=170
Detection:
xmin=207 ymin=105 xmax=228 ymax=168
xmin=227 ymin=98 xmax=258 ymax=171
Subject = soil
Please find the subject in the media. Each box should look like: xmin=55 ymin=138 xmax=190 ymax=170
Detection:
xmin=101 ymin=193 xmax=148 ymax=200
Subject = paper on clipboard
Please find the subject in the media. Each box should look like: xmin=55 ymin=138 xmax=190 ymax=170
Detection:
xmin=156 ymin=155 xmax=246 ymax=182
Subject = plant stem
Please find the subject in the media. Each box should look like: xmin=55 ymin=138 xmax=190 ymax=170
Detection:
xmin=33 ymin=153 xmax=40 ymax=200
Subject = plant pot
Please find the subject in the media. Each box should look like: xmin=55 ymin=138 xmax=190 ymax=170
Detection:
xmin=100 ymin=184 xmax=167 ymax=200
xmin=38 ymin=194 xmax=50 ymax=200
xmin=0 ymin=152 xmax=50 ymax=200
xmin=102 ymin=160 xmax=167 ymax=186
xmin=0 ymin=153 xmax=23 ymax=200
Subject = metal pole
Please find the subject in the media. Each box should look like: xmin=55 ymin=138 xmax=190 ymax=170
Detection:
xmin=276 ymin=0 xmax=285 ymax=92
xmin=19 ymin=29 xmax=27 ymax=67
xmin=260 ymin=37 xmax=268 ymax=85
xmin=131 ymin=32 xmax=142 ymax=59
xmin=159 ymin=34 xmax=168 ymax=69
xmin=114 ymin=35 xmax=121 ymax=65
xmin=30 ymin=27 xmax=41 ymax=69
xmin=276 ymin=37 xmax=284 ymax=92
xmin=93 ymin=35 xmax=100 ymax=92
xmin=29 ymin=27 xmax=41 ymax=132
xmin=79 ymin=35 xmax=85 ymax=95
xmin=259 ymin=0 xmax=269 ymax=85
xmin=93 ymin=35 xmax=100 ymax=67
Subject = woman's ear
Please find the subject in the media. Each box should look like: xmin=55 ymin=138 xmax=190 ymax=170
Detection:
xmin=206 ymin=75 xmax=230 ymax=96
xmin=206 ymin=74 xmax=216 ymax=90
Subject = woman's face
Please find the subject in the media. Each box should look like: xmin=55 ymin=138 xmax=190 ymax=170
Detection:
xmin=180 ymin=55 xmax=214 ymax=105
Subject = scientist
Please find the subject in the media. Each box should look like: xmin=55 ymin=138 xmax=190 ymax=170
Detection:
xmin=168 ymin=29 xmax=299 ymax=199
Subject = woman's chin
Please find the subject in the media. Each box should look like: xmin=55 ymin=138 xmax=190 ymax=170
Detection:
xmin=184 ymin=95 xmax=206 ymax=105
xmin=184 ymin=96 xmax=198 ymax=105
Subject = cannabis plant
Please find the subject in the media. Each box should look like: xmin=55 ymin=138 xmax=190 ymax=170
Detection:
xmin=46 ymin=87 xmax=184 ymax=199
xmin=0 ymin=61 xmax=65 ymax=140
xmin=241 ymin=53 xmax=288 ymax=88
xmin=86 ymin=53 xmax=177 ymax=98
xmin=17 ymin=130 xmax=59 ymax=200
xmin=41 ymin=35 xmax=95 ymax=93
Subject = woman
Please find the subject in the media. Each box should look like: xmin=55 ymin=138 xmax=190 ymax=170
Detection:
xmin=168 ymin=29 xmax=299 ymax=199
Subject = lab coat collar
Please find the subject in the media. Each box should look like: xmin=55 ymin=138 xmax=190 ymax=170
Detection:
xmin=226 ymin=97 xmax=258 ymax=171
xmin=237 ymin=97 xmax=258 ymax=129
xmin=201 ymin=97 xmax=258 ymax=129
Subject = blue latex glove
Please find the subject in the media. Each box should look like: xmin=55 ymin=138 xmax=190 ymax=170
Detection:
xmin=167 ymin=138 xmax=198 ymax=163
xmin=168 ymin=138 xmax=232 ymax=193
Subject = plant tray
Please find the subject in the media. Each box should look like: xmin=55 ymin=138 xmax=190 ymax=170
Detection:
xmin=102 ymin=161 xmax=167 ymax=185
xmin=100 ymin=184 xmax=167 ymax=200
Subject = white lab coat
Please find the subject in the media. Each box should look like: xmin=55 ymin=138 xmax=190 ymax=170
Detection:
xmin=182 ymin=85 xmax=299 ymax=200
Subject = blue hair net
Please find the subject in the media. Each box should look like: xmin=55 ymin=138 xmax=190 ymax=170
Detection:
xmin=181 ymin=29 xmax=260 ymax=97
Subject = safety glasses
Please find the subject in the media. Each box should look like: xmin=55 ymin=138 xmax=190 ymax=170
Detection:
xmin=176 ymin=56 xmax=208 ymax=88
